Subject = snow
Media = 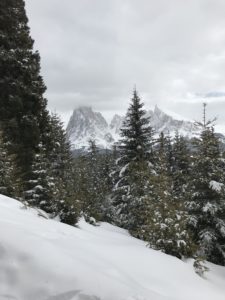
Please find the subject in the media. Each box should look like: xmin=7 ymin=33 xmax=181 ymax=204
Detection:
xmin=209 ymin=180 xmax=224 ymax=192
xmin=0 ymin=194 xmax=225 ymax=300
xmin=67 ymin=106 xmax=201 ymax=150
xmin=202 ymin=202 xmax=218 ymax=214
xmin=119 ymin=163 xmax=129 ymax=178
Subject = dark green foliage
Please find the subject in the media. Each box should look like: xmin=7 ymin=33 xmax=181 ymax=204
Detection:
xmin=144 ymin=133 xmax=195 ymax=258
xmin=25 ymin=114 xmax=80 ymax=224
xmin=112 ymin=90 xmax=154 ymax=231
xmin=0 ymin=0 xmax=48 ymax=192
xmin=119 ymin=90 xmax=154 ymax=164
xmin=0 ymin=1 xmax=79 ymax=225
xmin=172 ymin=133 xmax=191 ymax=198
xmin=123 ymin=161 xmax=153 ymax=235
xmin=24 ymin=142 xmax=54 ymax=211
xmin=82 ymin=140 xmax=103 ymax=222
xmin=0 ymin=131 xmax=15 ymax=197
xmin=71 ymin=140 xmax=113 ymax=224
xmin=187 ymin=126 xmax=225 ymax=265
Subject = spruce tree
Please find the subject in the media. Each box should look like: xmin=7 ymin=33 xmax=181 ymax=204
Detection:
xmin=83 ymin=140 xmax=102 ymax=223
xmin=24 ymin=114 xmax=80 ymax=225
xmin=187 ymin=104 xmax=225 ymax=265
xmin=78 ymin=140 xmax=112 ymax=223
xmin=72 ymin=154 xmax=89 ymax=216
xmin=0 ymin=130 xmax=15 ymax=196
xmin=24 ymin=142 xmax=55 ymax=211
xmin=0 ymin=1 xmax=80 ymax=225
xmin=119 ymin=90 xmax=153 ymax=164
xmin=0 ymin=0 xmax=49 ymax=194
xmin=44 ymin=113 xmax=80 ymax=225
xmin=112 ymin=90 xmax=154 ymax=232
xmin=172 ymin=133 xmax=191 ymax=198
xmin=144 ymin=132 xmax=194 ymax=258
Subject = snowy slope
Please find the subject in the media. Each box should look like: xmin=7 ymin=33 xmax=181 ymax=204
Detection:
xmin=0 ymin=194 xmax=225 ymax=300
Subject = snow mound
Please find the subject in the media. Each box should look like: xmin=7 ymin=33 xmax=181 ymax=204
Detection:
xmin=0 ymin=194 xmax=225 ymax=300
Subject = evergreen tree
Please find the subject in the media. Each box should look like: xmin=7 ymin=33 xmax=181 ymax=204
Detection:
xmin=0 ymin=1 xmax=79 ymax=225
xmin=172 ymin=133 xmax=191 ymax=198
xmin=43 ymin=113 xmax=80 ymax=224
xmin=24 ymin=142 xmax=55 ymax=211
xmin=72 ymin=154 xmax=89 ymax=216
xmin=187 ymin=104 xmax=225 ymax=265
xmin=25 ymin=114 xmax=80 ymax=225
xmin=124 ymin=160 xmax=154 ymax=236
xmin=0 ymin=0 xmax=49 ymax=194
xmin=119 ymin=90 xmax=153 ymax=164
xmin=83 ymin=139 xmax=102 ymax=223
xmin=112 ymin=90 xmax=154 ymax=232
xmin=78 ymin=140 xmax=112 ymax=223
xmin=144 ymin=132 xmax=194 ymax=258
xmin=0 ymin=130 xmax=15 ymax=196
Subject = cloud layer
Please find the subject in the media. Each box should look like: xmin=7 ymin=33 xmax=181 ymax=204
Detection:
xmin=25 ymin=0 xmax=225 ymax=127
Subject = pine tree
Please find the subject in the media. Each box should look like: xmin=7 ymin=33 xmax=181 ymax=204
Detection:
xmin=0 ymin=130 xmax=15 ymax=197
xmin=0 ymin=0 xmax=49 ymax=194
xmin=99 ymin=149 xmax=114 ymax=221
xmin=0 ymin=1 xmax=80 ymax=225
xmin=187 ymin=104 xmax=225 ymax=265
xmin=144 ymin=132 xmax=194 ymax=258
xmin=172 ymin=133 xmax=191 ymax=198
xmin=24 ymin=114 xmax=80 ymax=225
xmin=82 ymin=140 xmax=102 ymax=223
xmin=72 ymin=154 xmax=89 ymax=215
xmin=112 ymin=90 xmax=154 ymax=232
xmin=78 ymin=140 xmax=112 ymax=223
xmin=43 ymin=113 xmax=80 ymax=224
xmin=119 ymin=90 xmax=153 ymax=164
xmin=24 ymin=142 xmax=55 ymax=211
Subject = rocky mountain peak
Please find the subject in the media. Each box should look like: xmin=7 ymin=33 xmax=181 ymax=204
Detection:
xmin=66 ymin=106 xmax=109 ymax=150
xmin=66 ymin=105 xmax=200 ymax=150
xmin=110 ymin=114 xmax=124 ymax=134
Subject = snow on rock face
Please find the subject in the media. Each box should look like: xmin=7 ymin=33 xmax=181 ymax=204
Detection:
xmin=146 ymin=106 xmax=198 ymax=137
xmin=66 ymin=106 xmax=110 ymax=150
xmin=1 ymin=194 xmax=225 ymax=300
xmin=66 ymin=106 xmax=199 ymax=150
xmin=110 ymin=114 xmax=124 ymax=135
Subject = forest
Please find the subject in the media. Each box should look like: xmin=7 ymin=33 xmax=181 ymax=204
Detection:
xmin=1 ymin=0 xmax=225 ymax=275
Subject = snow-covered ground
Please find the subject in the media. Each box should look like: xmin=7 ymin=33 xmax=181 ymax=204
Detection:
xmin=0 ymin=194 xmax=225 ymax=300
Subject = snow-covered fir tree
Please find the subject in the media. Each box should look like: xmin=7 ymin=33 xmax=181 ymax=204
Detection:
xmin=172 ymin=133 xmax=191 ymax=199
xmin=73 ymin=140 xmax=113 ymax=224
xmin=187 ymin=104 xmax=225 ymax=265
xmin=83 ymin=139 xmax=103 ymax=223
xmin=0 ymin=131 xmax=15 ymax=197
xmin=144 ymin=132 xmax=195 ymax=258
xmin=24 ymin=142 xmax=55 ymax=212
xmin=25 ymin=114 xmax=80 ymax=225
xmin=112 ymin=89 xmax=154 ymax=233
xmin=0 ymin=0 xmax=49 ymax=194
xmin=44 ymin=113 xmax=80 ymax=225
xmin=0 ymin=0 xmax=81 ymax=225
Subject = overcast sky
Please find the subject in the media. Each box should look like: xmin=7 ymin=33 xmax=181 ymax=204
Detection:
xmin=25 ymin=0 xmax=225 ymax=130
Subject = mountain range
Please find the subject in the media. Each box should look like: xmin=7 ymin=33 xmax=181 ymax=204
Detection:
xmin=66 ymin=106 xmax=200 ymax=150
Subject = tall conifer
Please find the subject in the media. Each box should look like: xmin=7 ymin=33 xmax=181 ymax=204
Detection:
xmin=187 ymin=104 xmax=225 ymax=265
xmin=112 ymin=90 xmax=154 ymax=232
xmin=0 ymin=0 xmax=49 ymax=193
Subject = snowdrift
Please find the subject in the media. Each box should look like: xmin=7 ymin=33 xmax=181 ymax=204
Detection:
xmin=0 ymin=194 xmax=225 ymax=300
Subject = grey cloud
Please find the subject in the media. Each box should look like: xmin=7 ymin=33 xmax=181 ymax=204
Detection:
xmin=25 ymin=0 xmax=225 ymax=126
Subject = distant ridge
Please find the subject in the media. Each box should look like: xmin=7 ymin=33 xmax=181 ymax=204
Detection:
xmin=66 ymin=106 xmax=200 ymax=150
